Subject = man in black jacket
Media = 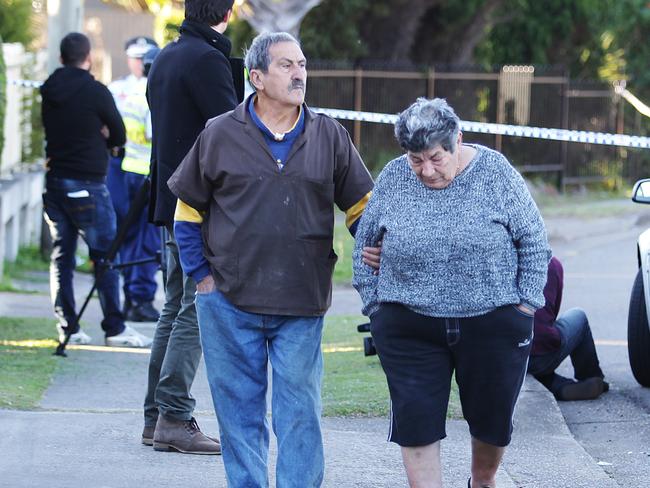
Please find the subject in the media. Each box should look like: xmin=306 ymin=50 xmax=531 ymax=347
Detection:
xmin=142 ymin=0 xmax=237 ymax=454
xmin=41 ymin=32 xmax=152 ymax=348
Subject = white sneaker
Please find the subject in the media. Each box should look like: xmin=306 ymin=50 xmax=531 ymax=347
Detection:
xmin=56 ymin=324 xmax=92 ymax=345
xmin=105 ymin=325 xmax=152 ymax=348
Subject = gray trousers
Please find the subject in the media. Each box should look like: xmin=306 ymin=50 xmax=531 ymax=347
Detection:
xmin=143 ymin=227 xmax=202 ymax=426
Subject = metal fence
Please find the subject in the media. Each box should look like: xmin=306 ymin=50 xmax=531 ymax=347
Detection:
xmin=305 ymin=62 xmax=650 ymax=188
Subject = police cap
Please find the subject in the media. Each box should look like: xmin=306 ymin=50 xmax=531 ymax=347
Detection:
xmin=124 ymin=36 xmax=158 ymax=59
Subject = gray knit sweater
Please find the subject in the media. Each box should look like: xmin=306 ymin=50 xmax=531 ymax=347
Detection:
xmin=352 ymin=144 xmax=551 ymax=318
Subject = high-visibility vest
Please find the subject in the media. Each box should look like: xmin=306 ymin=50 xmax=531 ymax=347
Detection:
xmin=109 ymin=75 xmax=151 ymax=176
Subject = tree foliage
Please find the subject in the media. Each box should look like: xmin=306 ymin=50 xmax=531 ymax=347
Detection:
xmin=0 ymin=0 xmax=34 ymax=45
xmin=0 ymin=34 xmax=5 ymax=160
xmin=298 ymin=0 xmax=650 ymax=96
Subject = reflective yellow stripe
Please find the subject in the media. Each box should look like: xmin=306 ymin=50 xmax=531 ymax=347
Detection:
xmin=121 ymin=157 xmax=150 ymax=175
xmin=174 ymin=200 xmax=203 ymax=223
xmin=345 ymin=191 xmax=372 ymax=228
xmin=124 ymin=117 xmax=148 ymax=146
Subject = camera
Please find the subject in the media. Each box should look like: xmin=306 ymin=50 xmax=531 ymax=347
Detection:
xmin=357 ymin=322 xmax=376 ymax=356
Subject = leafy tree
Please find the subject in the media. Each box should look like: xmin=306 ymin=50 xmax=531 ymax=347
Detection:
xmin=0 ymin=0 xmax=34 ymax=45
xmin=300 ymin=0 xmax=368 ymax=61
xmin=0 ymin=34 xmax=5 ymax=159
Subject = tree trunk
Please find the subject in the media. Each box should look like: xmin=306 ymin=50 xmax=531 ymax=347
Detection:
xmin=238 ymin=0 xmax=323 ymax=38
xmin=451 ymin=0 xmax=507 ymax=64
xmin=360 ymin=0 xmax=443 ymax=61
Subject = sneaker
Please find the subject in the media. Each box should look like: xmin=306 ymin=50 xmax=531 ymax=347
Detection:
xmin=126 ymin=302 xmax=160 ymax=322
xmin=56 ymin=324 xmax=92 ymax=345
xmin=105 ymin=325 xmax=152 ymax=348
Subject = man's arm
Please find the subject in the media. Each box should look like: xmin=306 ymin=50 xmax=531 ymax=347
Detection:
xmin=98 ymin=85 xmax=126 ymax=148
xmin=332 ymin=126 xmax=374 ymax=236
xmin=174 ymin=200 xmax=212 ymax=290
xmin=168 ymin=130 xmax=218 ymax=289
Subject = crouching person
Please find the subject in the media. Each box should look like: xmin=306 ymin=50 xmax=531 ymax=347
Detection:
xmin=528 ymin=256 xmax=608 ymax=401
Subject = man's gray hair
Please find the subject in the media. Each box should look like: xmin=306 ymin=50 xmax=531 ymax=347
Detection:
xmin=394 ymin=98 xmax=461 ymax=153
xmin=244 ymin=32 xmax=300 ymax=73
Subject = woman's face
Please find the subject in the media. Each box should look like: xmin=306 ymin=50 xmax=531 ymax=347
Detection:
xmin=407 ymin=136 xmax=461 ymax=190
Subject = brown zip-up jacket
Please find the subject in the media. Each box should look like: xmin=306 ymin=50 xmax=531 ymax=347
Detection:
xmin=168 ymin=98 xmax=373 ymax=316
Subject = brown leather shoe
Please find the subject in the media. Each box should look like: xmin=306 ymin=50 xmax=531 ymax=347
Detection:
xmin=153 ymin=416 xmax=221 ymax=455
xmin=142 ymin=425 xmax=155 ymax=446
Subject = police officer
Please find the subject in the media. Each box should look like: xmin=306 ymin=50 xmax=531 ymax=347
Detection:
xmin=107 ymin=36 xmax=161 ymax=322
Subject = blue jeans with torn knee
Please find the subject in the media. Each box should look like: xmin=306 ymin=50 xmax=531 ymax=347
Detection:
xmin=42 ymin=176 xmax=125 ymax=337
xmin=195 ymin=289 xmax=324 ymax=488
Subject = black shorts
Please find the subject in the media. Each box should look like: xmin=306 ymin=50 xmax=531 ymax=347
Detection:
xmin=370 ymin=303 xmax=533 ymax=447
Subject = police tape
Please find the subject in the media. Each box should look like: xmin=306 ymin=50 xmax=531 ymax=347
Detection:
xmin=313 ymin=107 xmax=650 ymax=150
xmin=8 ymin=78 xmax=650 ymax=149
xmin=8 ymin=78 xmax=43 ymax=88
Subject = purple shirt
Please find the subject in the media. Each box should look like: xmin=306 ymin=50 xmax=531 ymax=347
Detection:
xmin=531 ymin=257 xmax=563 ymax=356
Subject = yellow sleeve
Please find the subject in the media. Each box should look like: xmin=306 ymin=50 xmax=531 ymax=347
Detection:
xmin=174 ymin=199 xmax=203 ymax=224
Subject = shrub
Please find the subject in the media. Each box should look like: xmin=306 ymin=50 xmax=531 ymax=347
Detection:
xmin=0 ymin=35 xmax=6 ymax=160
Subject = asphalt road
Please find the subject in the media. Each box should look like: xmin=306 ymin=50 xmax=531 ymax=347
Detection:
xmin=551 ymin=218 xmax=650 ymax=488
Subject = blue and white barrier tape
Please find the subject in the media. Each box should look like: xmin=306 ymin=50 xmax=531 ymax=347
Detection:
xmin=314 ymin=107 xmax=650 ymax=150
xmin=7 ymin=78 xmax=650 ymax=149
xmin=8 ymin=78 xmax=43 ymax=88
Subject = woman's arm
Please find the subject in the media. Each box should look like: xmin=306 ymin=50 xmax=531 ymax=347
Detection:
xmin=505 ymin=167 xmax=552 ymax=310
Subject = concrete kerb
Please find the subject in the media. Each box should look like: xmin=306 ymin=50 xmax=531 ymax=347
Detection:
xmin=0 ymin=286 xmax=615 ymax=487
xmin=1 ymin=201 xmax=631 ymax=487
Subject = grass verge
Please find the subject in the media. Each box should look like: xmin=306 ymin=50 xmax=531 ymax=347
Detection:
xmin=0 ymin=316 xmax=59 ymax=409
xmin=322 ymin=315 xmax=461 ymax=419
xmin=333 ymin=221 xmax=354 ymax=286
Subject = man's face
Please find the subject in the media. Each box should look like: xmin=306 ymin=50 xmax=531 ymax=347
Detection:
xmin=255 ymin=42 xmax=307 ymax=107
xmin=127 ymin=57 xmax=144 ymax=78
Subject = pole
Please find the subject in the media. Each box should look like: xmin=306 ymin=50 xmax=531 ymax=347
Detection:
xmin=47 ymin=0 xmax=84 ymax=74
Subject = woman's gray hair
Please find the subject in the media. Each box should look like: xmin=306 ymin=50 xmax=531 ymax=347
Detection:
xmin=244 ymin=32 xmax=300 ymax=73
xmin=394 ymin=98 xmax=461 ymax=153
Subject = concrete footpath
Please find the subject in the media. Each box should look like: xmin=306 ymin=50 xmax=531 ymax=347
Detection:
xmin=0 ymin=209 xmax=635 ymax=487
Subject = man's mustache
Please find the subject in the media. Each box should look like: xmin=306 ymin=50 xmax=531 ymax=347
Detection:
xmin=290 ymin=80 xmax=305 ymax=91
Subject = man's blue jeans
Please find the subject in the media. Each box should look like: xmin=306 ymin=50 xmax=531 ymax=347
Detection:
xmin=42 ymin=177 xmax=125 ymax=336
xmin=528 ymin=308 xmax=604 ymax=394
xmin=195 ymin=289 xmax=324 ymax=488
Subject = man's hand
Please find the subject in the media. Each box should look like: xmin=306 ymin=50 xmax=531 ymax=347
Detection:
xmin=197 ymin=274 xmax=216 ymax=294
xmin=362 ymin=241 xmax=382 ymax=275
xmin=100 ymin=125 xmax=110 ymax=139
xmin=516 ymin=304 xmax=535 ymax=316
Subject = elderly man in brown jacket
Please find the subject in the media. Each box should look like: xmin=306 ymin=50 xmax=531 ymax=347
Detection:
xmin=168 ymin=32 xmax=373 ymax=487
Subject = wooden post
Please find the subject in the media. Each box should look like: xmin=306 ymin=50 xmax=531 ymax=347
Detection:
xmin=495 ymin=69 xmax=504 ymax=153
xmin=353 ymin=67 xmax=363 ymax=148
xmin=559 ymin=73 xmax=569 ymax=192
xmin=427 ymin=67 xmax=435 ymax=99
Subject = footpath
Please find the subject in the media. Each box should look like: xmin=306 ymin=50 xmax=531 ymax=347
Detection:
xmin=0 ymin=204 xmax=642 ymax=487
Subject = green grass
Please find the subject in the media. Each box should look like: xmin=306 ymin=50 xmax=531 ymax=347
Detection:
xmin=0 ymin=246 xmax=94 ymax=293
xmin=333 ymin=221 xmax=355 ymax=286
xmin=0 ymin=316 xmax=59 ymax=409
xmin=4 ymin=246 xmax=49 ymax=279
xmin=322 ymin=315 xmax=461 ymax=419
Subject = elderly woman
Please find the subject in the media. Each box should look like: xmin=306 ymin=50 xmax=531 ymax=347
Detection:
xmin=353 ymin=98 xmax=550 ymax=488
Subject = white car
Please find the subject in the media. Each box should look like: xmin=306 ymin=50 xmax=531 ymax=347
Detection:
xmin=629 ymin=178 xmax=650 ymax=386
